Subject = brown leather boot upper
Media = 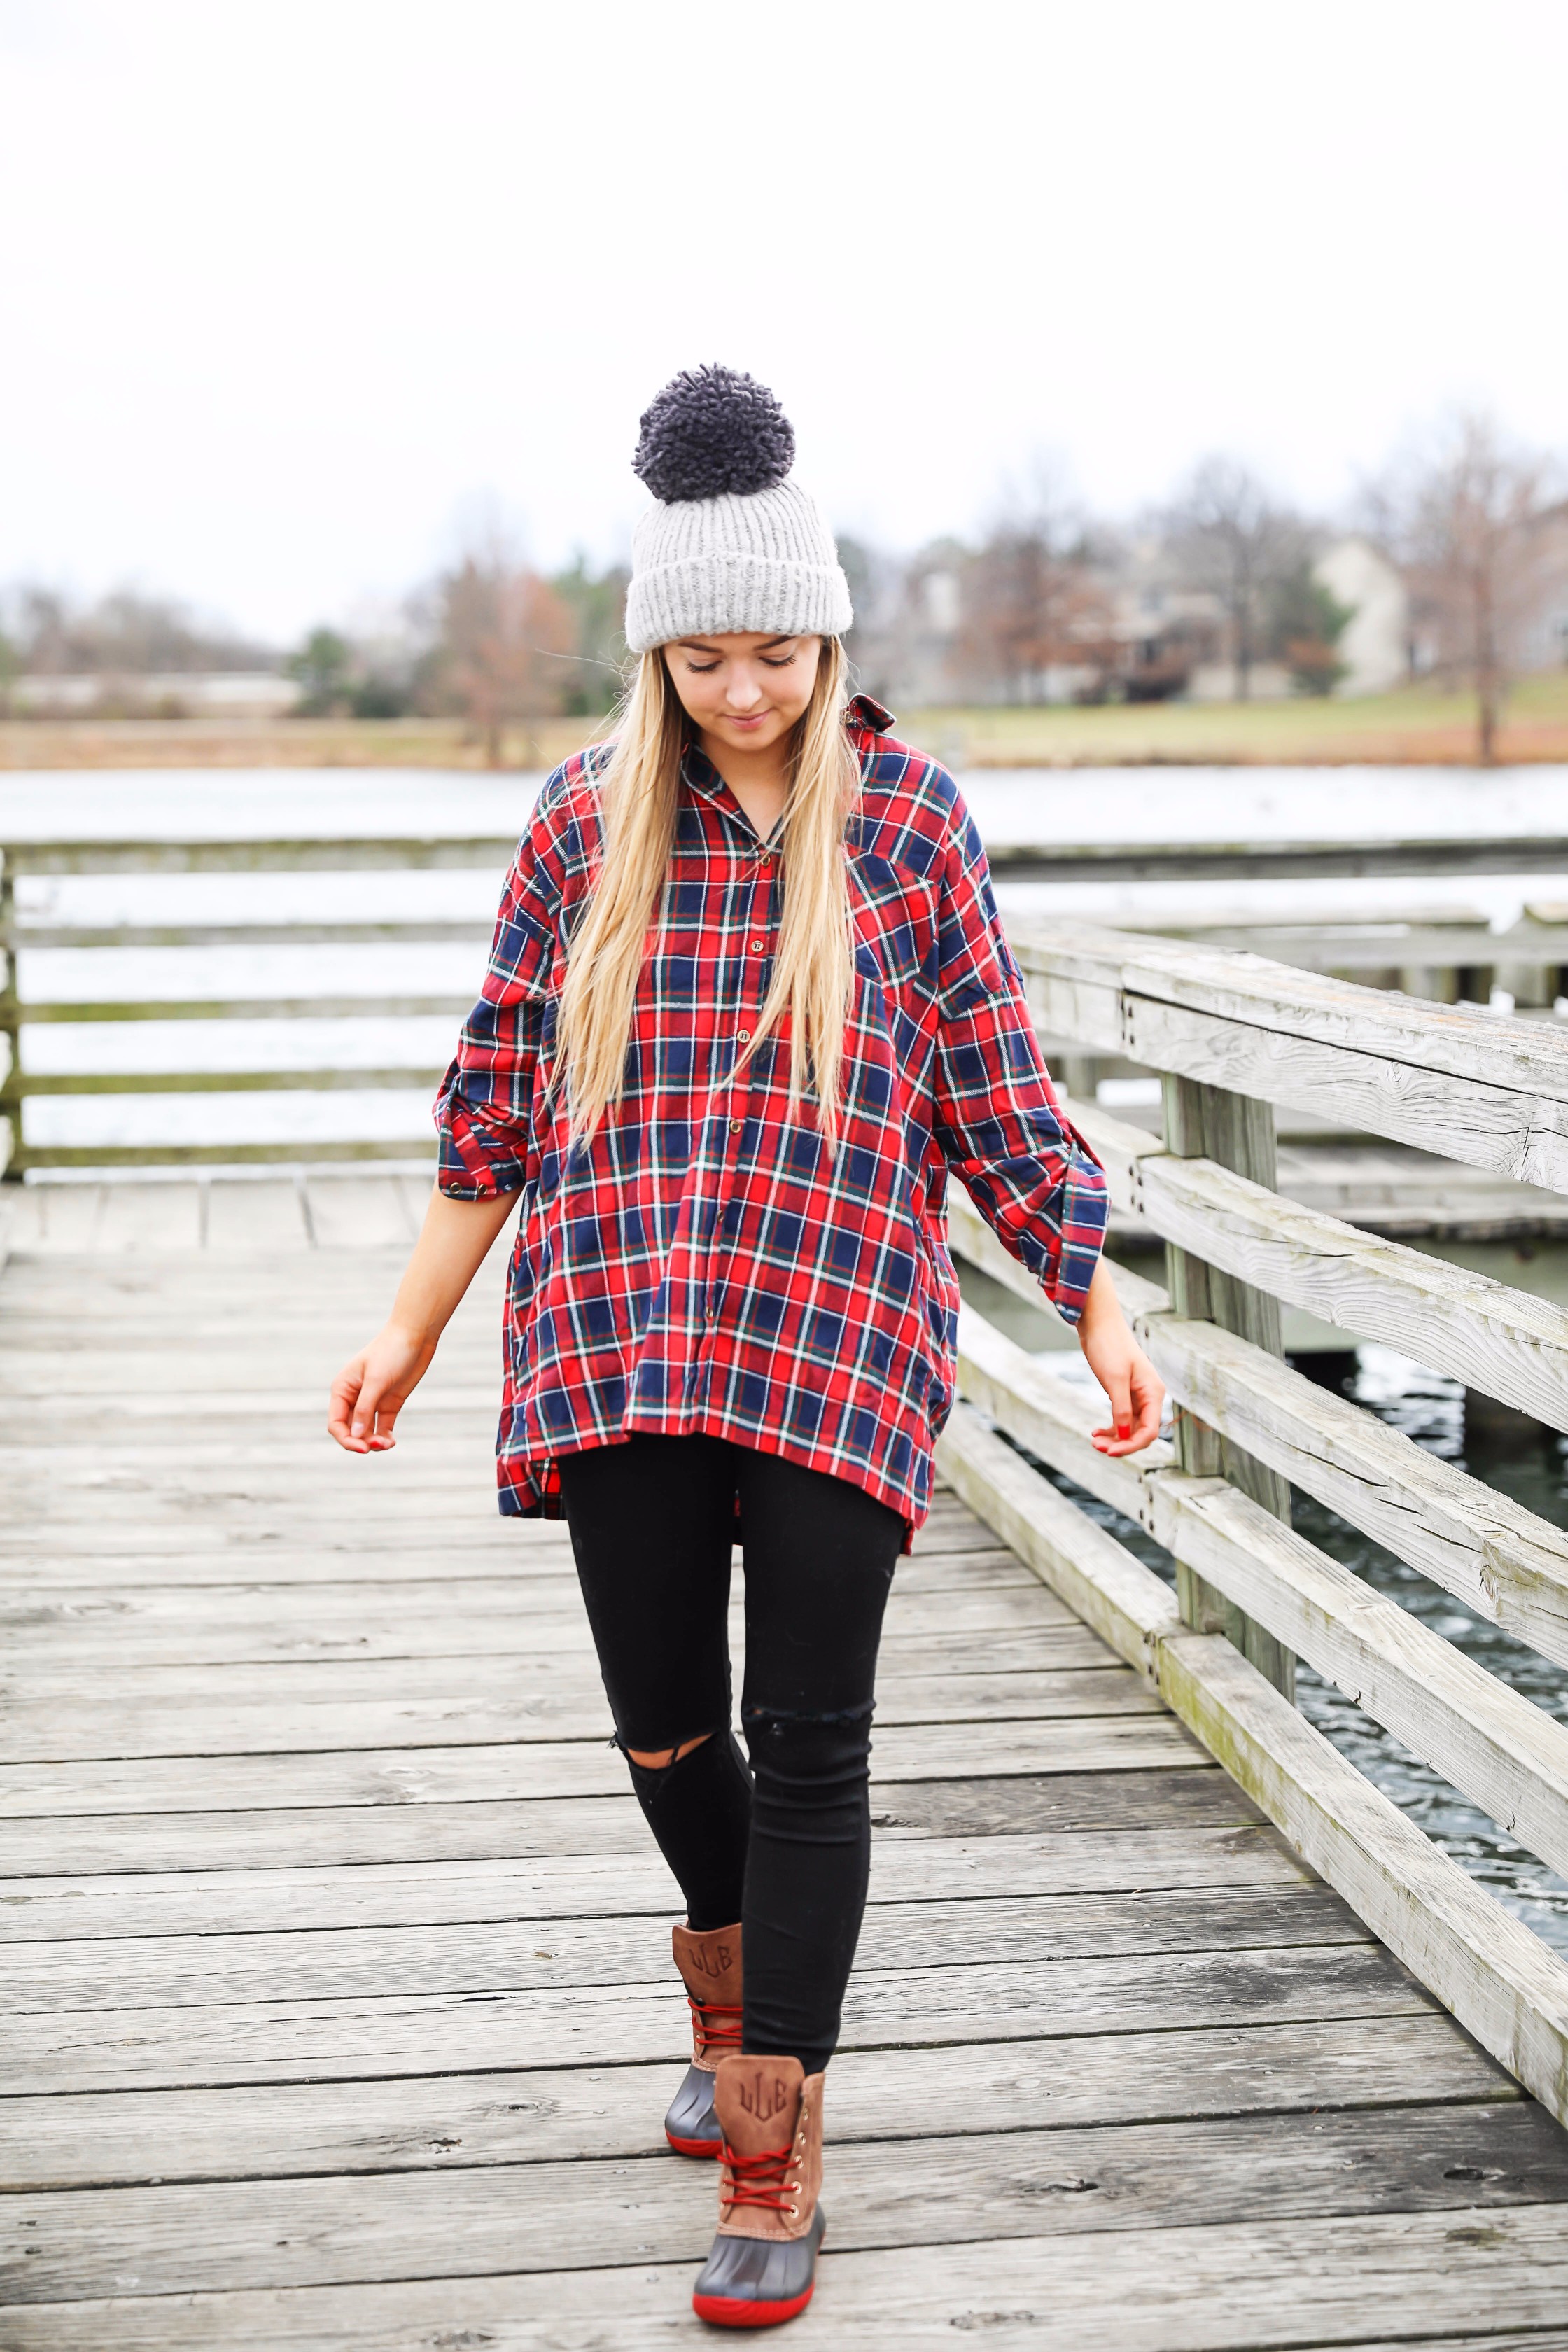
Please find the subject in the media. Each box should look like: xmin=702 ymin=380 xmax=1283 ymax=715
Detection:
xmin=671 ymin=1923 xmax=743 ymax=2071
xmin=712 ymin=2054 xmax=825 ymax=2244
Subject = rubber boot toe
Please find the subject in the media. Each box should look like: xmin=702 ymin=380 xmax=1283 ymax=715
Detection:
xmin=664 ymin=2061 xmax=722 ymax=2157
xmin=692 ymin=2206 xmax=825 ymax=2328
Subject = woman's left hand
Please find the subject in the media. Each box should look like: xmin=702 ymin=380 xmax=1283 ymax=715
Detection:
xmin=1076 ymin=1256 xmax=1166 ymax=1456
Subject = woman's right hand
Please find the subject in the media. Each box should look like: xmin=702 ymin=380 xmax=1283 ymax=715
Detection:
xmin=328 ymin=1321 xmax=438 ymax=1453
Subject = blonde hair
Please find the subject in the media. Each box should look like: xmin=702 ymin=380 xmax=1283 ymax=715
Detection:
xmin=555 ymin=638 xmax=861 ymax=1152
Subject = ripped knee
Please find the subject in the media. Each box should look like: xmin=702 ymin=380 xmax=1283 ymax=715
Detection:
xmin=741 ymin=1700 xmax=876 ymax=1795
xmin=743 ymin=1700 xmax=875 ymax=1736
xmin=624 ymin=1730 xmax=714 ymax=1771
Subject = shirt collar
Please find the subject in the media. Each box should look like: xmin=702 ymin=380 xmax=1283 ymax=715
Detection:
xmin=845 ymin=692 xmax=895 ymax=736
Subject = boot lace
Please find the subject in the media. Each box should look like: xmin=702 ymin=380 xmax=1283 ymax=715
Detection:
xmin=720 ymin=2139 xmax=800 ymax=2218
xmin=690 ymin=1995 xmax=743 ymax=2061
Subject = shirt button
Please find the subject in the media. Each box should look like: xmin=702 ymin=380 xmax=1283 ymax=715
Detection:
xmin=729 ymin=1119 xmax=741 ymax=1134
xmin=737 ymin=1028 xmax=750 ymax=1042
xmin=750 ymin=939 xmax=765 ymax=953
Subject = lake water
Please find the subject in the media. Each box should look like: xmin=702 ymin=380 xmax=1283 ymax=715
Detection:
xmin=6 ymin=762 xmax=1568 ymax=1939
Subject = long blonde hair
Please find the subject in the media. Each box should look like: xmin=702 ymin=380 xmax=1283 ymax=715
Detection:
xmin=555 ymin=638 xmax=861 ymax=1152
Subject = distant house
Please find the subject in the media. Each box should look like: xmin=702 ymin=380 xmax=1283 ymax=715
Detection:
xmin=1522 ymin=500 xmax=1568 ymax=673
xmin=1312 ymin=536 xmax=1409 ymax=696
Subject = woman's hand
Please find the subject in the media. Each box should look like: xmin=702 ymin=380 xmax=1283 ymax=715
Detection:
xmin=326 ymin=1183 xmax=519 ymax=1457
xmin=1076 ymin=1256 xmax=1166 ymax=1456
xmin=328 ymin=1320 xmax=438 ymax=1452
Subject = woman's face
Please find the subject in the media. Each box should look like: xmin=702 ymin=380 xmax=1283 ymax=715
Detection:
xmin=662 ymin=632 xmax=822 ymax=756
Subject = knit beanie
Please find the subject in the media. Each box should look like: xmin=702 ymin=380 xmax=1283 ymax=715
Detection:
xmin=623 ymin=366 xmax=853 ymax=655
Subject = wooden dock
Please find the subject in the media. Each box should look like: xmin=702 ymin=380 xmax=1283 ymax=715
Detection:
xmin=4 ymin=1177 xmax=1568 ymax=2348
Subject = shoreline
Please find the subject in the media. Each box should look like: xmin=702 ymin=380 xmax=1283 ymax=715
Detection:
xmin=2 ymin=675 xmax=1566 ymax=771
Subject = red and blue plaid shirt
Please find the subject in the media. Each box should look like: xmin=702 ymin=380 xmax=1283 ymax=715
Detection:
xmin=435 ymin=697 xmax=1107 ymax=1539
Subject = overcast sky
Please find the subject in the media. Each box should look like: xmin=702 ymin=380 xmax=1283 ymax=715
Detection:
xmin=3 ymin=0 xmax=1564 ymax=644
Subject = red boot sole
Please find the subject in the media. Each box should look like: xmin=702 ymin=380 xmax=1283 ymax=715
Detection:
xmin=692 ymin=2281 xmax=816 ymax=2328
xmin=666 ymin=2129 xmax=721 ymax=2159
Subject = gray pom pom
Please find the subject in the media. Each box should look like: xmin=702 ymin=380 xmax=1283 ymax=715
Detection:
xmin=632 ymin=365 xmax=795 ymax=503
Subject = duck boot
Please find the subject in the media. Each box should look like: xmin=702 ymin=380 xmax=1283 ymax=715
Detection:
xmin=692 ymin=2054 xmax=826 ymax=2329
xmin=664 ymin=1922 xmax=744 ymax=2157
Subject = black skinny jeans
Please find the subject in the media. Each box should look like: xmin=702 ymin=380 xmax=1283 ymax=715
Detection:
xmin=558 ymin=1432 xmax=902 ymax=2078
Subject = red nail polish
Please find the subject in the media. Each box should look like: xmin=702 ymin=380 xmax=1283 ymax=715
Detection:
xmin=1116 ymin=1422 xmax=1131 ymax=1439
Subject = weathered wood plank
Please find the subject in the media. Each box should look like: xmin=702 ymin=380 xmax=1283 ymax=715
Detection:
xmin=1121 ymin=990 xmax=1568 ymax=1193
xmin=0 ymin=1662 xmax=1161 ymax=1763
xmin=0 ymin=1715 xmax=1205 ymax=1822
xmin=0 ymin=1390 xmax=497 ymax=1441
xmin=2 ymin=2105 xmax=1556 ymax=2304
xmin=200 ymin=1179 xmax=315 ymax=1252
xmin=1014 ymin=916 xmax=1568 ymax=1185
xmin=0 ymin=1248 xmax=409 ymax=1298
xmin=0 ymin=1797 xmax=659 ymax=1877
xmin=0 ymin=1613 xmax=1093 ymax=1702
xmin=0 ymin=1824 xmax=1306 ymax=1940
xmin=0 ymin=1766 xmax=1254 ymax=1877
xmin=0 ymin=1884 xmax=1360 ymax=2013
xmin=0 ymin=1942 xmax=1420 ymax=2093
xmin=0 ymin=1516 xmax=531 ymax=1562
xmin=0 ymin=1495 xmax=992 ymax=1547
xmin=87 ymin=1184 xmax=206 ymax=1252
xmin=8 ymin=2209 xmax=1568 ymax=2351
xmin=0 ymin=1613 xmax=1098 ymax=1704
xmin=0 ymin=1536 xmax=1026 ymax=1594
xmin=0 ymin=1434 xmax=505 ymax=1477
xmin=1 ymin=2015 xmax=1511 ymax=2192
xmin=0 ymin=1362 xmax=497 ymax=1406
xmin=0 ymin=1581 xmax=1082 ymax=1667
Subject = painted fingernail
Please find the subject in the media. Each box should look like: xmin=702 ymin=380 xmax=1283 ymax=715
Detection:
xmin=1117 ymin=1422 xmax=1131 ymax=1438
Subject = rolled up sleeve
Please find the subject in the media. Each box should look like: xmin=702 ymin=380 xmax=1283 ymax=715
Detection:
xmin=433 ymin=772 xmax=572 ymax=1201
xmin=932 ymin=806 xmax=1108 ymax=1324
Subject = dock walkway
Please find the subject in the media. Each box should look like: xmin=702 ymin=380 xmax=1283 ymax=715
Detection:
xmin=4 ymin=1177 xmax=1568 ymax=2349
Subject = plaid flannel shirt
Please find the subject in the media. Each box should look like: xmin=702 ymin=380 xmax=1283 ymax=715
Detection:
xmin=435 ymin=696 xmax=1107 ymax=1539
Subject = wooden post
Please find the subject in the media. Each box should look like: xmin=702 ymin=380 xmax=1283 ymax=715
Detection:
xmin=1162 ymin=1072 xmax=1295 ymax=1699
xmin=0 ymin=858 xmax=20 ymax=1182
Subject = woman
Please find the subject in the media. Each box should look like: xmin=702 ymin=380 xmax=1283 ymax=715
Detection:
xmin=328 ymin=366 xmax=1164 ymax=2330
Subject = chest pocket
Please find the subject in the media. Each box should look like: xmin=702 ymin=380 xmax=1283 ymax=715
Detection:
xmin=850 ymin=869 xmax=940 ymax=1009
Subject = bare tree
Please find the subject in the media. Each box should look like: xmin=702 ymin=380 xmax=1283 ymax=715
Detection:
xmin=1164 ymin=457 xmax=1302 ymax=700
xmin=8 ymin=587 xmax=272 ymax=677
xmin=956 ymin=467 xmax=1113 ymax=702
xmin=1367 ymin=410 xmax=1552 ymax=764
xmin=427 ymin=536 xmax=576 ymax=767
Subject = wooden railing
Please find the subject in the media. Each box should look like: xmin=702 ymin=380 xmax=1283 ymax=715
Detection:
xmin=6 ymin=831 xmax=1567 ymax=1175
xmin=941 ymin=917 xmax=1568 ymax=2126
xmin=0 ymin=837 xmax=510 ymax=1175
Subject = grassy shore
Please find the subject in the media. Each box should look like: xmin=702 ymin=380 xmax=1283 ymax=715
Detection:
xmin=3 ymin=673 xmax=1566 ymax=771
